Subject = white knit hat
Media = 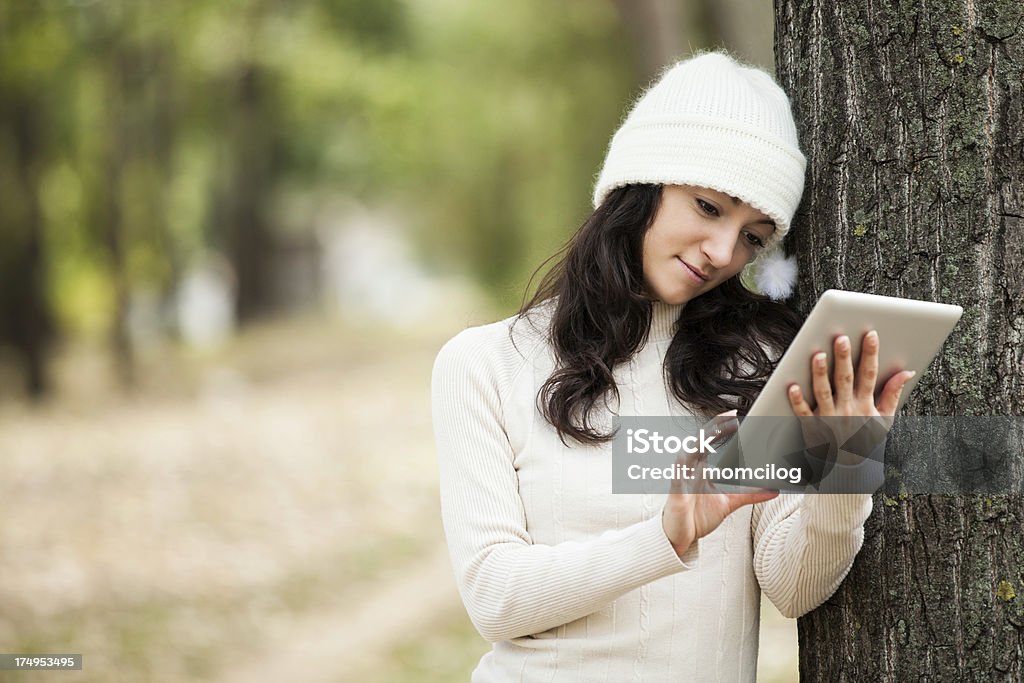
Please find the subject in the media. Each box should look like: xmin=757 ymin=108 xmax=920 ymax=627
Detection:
xmin=593 ymin=51 xmax=806 ymax=247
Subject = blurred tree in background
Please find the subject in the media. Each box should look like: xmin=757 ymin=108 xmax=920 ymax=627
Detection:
xmin=0 ymin=0 xmax=771 ymax=400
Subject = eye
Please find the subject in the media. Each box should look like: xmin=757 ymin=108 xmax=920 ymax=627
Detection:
xmin=743 ymin=231 xmax=766 ymax=249
xmin=696 ymin=198 xmax=719 ymax=216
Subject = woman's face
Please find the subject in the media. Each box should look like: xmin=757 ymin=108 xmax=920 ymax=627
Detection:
xmin=641 ymin=185 xmax=776 ymax=305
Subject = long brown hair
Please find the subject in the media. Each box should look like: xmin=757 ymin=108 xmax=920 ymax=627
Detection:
xmin=518 ymin=184 xmax=802 ymax=446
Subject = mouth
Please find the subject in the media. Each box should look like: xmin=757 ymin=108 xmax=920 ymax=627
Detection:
xmin=677 ymin=257 xmax=709 ymax=283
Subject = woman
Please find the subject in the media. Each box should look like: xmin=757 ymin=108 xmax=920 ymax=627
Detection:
xmin=431 ymin=51 xmax=912 ymax=682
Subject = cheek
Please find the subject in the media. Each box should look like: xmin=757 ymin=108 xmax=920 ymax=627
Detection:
xmin=640 ymin=245 xmax=659 ymax=288
xmin=639 ymin=232 xmax=674 ymax=292
xmin=713 ymin=253 xmax=752 ymax=285
xmin=730 ymin=247 xmax=756 ymax=271
xmin=642 ymin=227 xmax=674 ymax=261
xmin=640 ymin=230 xmax=663 ymax=270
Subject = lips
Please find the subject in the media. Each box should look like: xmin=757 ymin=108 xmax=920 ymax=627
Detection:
xmin=677 ymin=257 xmax=709 ymax=282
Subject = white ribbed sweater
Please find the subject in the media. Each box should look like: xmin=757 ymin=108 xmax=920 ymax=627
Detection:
xmin=431 ymin=301 xmax=872 ymax=682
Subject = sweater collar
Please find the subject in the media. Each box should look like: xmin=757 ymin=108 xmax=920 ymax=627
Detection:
xmin=649 ymin=300 xmax=684 ymax=342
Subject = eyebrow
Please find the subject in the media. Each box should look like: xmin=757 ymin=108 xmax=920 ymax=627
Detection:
xmin=726 ymin=195 xmax=777 ymax=229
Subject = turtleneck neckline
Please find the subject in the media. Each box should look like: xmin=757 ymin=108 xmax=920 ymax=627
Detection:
xmin=649 ymin=300 xmax=685 ymax=342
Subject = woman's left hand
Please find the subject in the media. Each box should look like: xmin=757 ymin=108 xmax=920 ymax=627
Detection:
xmin=787 ymin=330 xmax=914 ymax=420
xmin=786 ymin=330 xmax=915 ymax=463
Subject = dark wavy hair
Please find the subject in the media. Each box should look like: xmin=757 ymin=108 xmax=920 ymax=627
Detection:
xmin=517 ymin=184 xmax=803 ymax=446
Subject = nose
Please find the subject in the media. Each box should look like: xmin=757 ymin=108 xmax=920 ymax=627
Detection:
xmin=700 ymin=229 xmax=740 ymax=268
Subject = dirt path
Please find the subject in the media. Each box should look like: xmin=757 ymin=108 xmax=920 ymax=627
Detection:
xmin=219 ymin=546 xmax=462 ymax=683
xmin=0 ymin=318 xmax=474 ymax=682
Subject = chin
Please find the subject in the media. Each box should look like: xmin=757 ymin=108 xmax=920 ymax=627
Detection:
xmin=659 ymin=291 xmax=692 ymax=306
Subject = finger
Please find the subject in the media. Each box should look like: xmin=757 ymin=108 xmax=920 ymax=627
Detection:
xmin=669 ymin=465 xmax=697 ymax=495
xmin=787 ymin=383 xmax=814 ymax=417
xmin=715 ymin=417 xmax=740 ymax=443
xmin=706 ymin=410 xmax=738 ymax=432
xmin=833 ymin=335 xmax=855 ymax=403
xmin=876 ymin=370 xmax=917 ymax=416
xmin=855 ymin=330 xmax=880 ymax=401
xmin=725 ymin=490 xmax=779 ymax=511
xmin=705 ymin=410 xmax=739 ymax=445
xmin=670 ymin=447 xmax=711 ymax=495
xmin=668 ymin=465 xmax=683 ymax=495
xmin=811 ymin=351 xmax=835 ymax=415
xmin=669 ymin=456 xmax=694 ymax=495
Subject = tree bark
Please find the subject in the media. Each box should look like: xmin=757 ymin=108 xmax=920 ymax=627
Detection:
xmin=775 ymin=0 xmax=1024 ymax=679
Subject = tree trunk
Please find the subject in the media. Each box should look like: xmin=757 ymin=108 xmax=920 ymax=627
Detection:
xmin=706 ymin=0 xmax=776 ymax=71
xmin=225 ymin=62 xmax=277 ymax=325
xmin=608 ymin=0 xmax=692 ymax=80
xmin=775 ymin=0 xmax=1024 ymax=679
xmin=7 ymin=96 xmax=54 ymax=399
xmin=102 ymin=43 xmax=137 ymax=390
xmin=609 ymin=0 xmax=777 ymax=80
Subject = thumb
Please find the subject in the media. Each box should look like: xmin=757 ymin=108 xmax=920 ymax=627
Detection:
xmin=725 ymin=489 xmax=779 ymax=512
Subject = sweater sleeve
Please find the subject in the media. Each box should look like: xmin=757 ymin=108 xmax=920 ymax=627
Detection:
xmin=432 ymin=325 xmax=696 ymax=642
xmin=750 ymin=493 xmax=872 ymax=618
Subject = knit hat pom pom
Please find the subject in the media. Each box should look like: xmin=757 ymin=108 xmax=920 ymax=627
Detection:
xmin=753 ymin=250 xmax=797 ymax=301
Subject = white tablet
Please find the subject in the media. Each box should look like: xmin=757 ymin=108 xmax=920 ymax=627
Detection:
xmin=747 ymin=289 xmax=964 ymax=417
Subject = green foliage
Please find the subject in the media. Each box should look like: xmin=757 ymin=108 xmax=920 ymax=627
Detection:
xmin=0 ymin=0 xmax=640 ymax=344
xmin=392 ymin=1 xmax=635 ymax=307
xmin=319 ymin=0 xmax=411 ymax=51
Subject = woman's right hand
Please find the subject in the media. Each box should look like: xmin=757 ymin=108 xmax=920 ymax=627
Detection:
xmin=661 ymin=410 xmax=779 ymax=558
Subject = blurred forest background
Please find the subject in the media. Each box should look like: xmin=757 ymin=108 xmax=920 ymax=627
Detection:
xmin=0 ymin=1 xmax=795 ymax=681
